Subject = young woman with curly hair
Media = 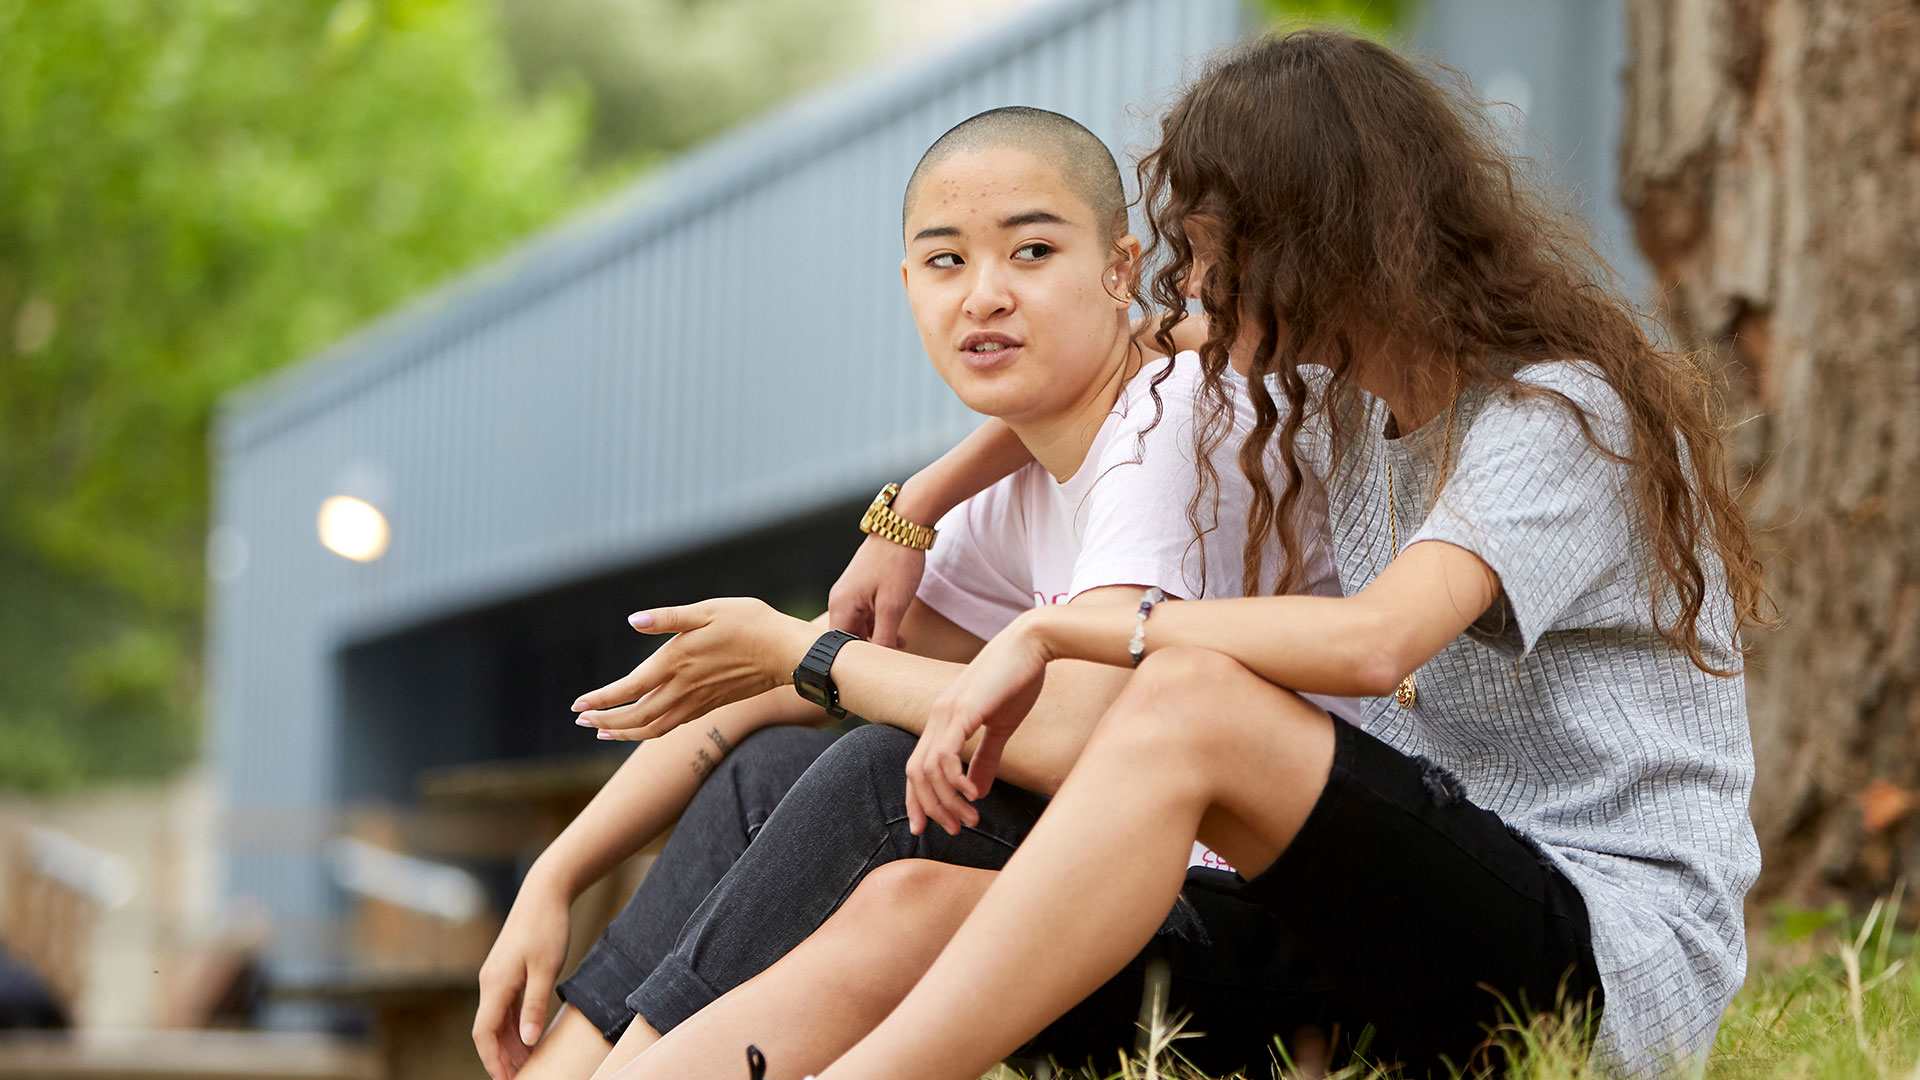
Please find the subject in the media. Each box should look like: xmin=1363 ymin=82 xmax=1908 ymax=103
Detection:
xmin=789 ymin=28 xmax=1772 ymax=1079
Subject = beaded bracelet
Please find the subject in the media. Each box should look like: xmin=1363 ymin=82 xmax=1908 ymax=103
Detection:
xmin=1128 ymin=587 xmax=1166 ymax=667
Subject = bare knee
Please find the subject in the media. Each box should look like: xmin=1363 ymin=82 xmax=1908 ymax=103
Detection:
xmin=828 ymin=860 xmax=989 ymax=963
xmin=1095 ymin=648 xmax=1250 ymax=769
xmin=1132 ymin=646 xmax=1249 ymax=702
xmin=821 ymin=861 xmax=988 ymax=1010
xmin=834 ymin=859 xmax=976 ymax=924
xmin=1095 ymin=647 xmax=1326 ymax=791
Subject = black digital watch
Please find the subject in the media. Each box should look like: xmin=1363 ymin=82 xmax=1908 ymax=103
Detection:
xmin=791 ymin=629 xmax=862 ymax=719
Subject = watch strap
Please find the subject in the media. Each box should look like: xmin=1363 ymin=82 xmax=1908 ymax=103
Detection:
xmin=793 ymin=628 xmax=862 ymax=719
xmin=859 ymin=483 xmax=937 ymax=552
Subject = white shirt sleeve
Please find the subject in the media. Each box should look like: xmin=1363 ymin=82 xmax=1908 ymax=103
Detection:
xmin=915 ymin=475 xmax=1036 ymax=641
xmin=1068 ymin=363 xmax=1254 ymax=602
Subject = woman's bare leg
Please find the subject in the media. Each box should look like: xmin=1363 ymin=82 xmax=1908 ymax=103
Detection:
xmin=513 ymin=1006 xmax=613 ymax=1080
xmin=818 ymin=648 xmax=1336 ymax=1080
xmin=586 ymin=1014 xmax=660 ymax=1079
xmin=605 ymin=860 xmax=998 ymax=1080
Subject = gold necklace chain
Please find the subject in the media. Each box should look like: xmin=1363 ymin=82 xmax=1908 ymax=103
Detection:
xmin=1383 ymin=391 xmax=1458 ymax=710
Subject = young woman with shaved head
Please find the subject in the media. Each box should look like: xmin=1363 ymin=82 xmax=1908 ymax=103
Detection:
xmin=476 ymin=107 xmax=1349 ymax=1080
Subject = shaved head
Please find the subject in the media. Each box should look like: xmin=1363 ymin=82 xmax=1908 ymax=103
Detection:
xmin=903 ymin=106 xmax=1126 ymax=245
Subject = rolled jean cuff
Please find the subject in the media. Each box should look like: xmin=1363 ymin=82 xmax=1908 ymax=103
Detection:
xmin=556 ymin=943 xmax=648 ymax=1043
xmin=624 ymin=952 xmax=726 ymax=1036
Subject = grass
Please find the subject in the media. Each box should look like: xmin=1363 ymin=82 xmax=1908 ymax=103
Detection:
xmin=987 ymin=890 xmax=1920 ymax=1080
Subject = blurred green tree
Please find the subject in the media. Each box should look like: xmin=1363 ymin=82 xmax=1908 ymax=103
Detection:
xmin=0 ymin=0 xmax=597 ymax=789
xmin=1257 ymin=0 xmax=1415 ymax=35
xmin=496 ymin=0 xmax=868 ymax=166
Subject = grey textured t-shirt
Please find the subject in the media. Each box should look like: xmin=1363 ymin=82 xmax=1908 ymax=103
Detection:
xmin=1297 ymin=363 xmax=1760 ymax=1075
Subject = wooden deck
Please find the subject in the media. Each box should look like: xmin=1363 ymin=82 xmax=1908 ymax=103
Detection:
xmin=0 ymin=1031 xmax=378 ymax=1080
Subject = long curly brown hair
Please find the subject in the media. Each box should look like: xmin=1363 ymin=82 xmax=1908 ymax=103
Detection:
xmin=1139 ymin=29 xmax=1774 ymax=676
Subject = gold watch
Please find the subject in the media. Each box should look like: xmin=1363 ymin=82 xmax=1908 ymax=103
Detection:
xmin=858 ymin=483 xmax=937 ymax=551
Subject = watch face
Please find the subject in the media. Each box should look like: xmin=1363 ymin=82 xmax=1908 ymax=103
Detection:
xmin=793 ymin=675 xmax=829 ymax=709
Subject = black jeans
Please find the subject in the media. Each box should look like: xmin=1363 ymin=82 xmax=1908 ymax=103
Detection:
xmin=559 ymin=723 xmax=1206 ymax=1054
xmin=562 ymin=720 xmax=1601 ymax=1074
xmin=557 ymin=723 xmax=1081 ymax=1041
xmin=555 ymin=725 xmax=842 ymax=1041
xmin=617 ymin=723 xmax=1065 ymax=1035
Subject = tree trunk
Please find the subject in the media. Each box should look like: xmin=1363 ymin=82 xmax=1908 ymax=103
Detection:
xmin=1620 ymin=0 xmax=1920 ymax=907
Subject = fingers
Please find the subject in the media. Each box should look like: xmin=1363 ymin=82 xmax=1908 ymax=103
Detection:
xmin=504 ymin=997 xmax=532 ymax=1076
xmin=903 ymin=738 xmax=930 ymax=836
xmin=472 ymin=1014 xmax=501 ymax=1079
xmin=918 ymin=760 xmax=971 ymax=836
xmin=571 ymin=650 xmax=669 ymax=715
xmin=926 ymin=748 xmax=980 ymax=833
xmin=827 ymin=582 xmax=876 ymax=640
xmin=908 ymin=720 xmax=978 ymax=837
xmin=586 ymin=691 xmax=694 ymax=743
xmin=473 ymin=974 xmax=516 ymax=1080
xmin=519 ymin=967 xmax=555 ymax=1049
xmin=576 ymin=599 xmax=720 ymax=714
xmin=904 ymin=736 xmax=955 ymax=837
xmin=626 ymin=602 xmax=709 ymax=634
xmin=904 ymin=774 xmax=928 ymax=837
xmin=872 ymin=587 xmax=909 ymax=651
xmin=966 ymin=731 xmax=1007 ymax=800
xmin=577 ymin=683 xmax=677 ymax=733
xmin=503 ymin=1008 xmax=529 ymax=1077
xmin=942 ymin=749 xmax=980 ymax=804
xmin=911 ymin=759 xmax=962 ymax=837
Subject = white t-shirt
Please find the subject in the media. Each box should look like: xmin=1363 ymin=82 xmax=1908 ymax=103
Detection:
xmin=917 ymin=351 xmax=1359 ymax=872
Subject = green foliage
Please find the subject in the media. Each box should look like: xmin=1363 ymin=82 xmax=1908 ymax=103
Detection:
xmin=0 ymin=533 xmax=196 ymax=790
xmin=0 ymin=0 xmax=597 ymax=789
xmin=1766 ymin=900 xmax=1848 ymax=944
xmin=0 ymin=0 xmax=879 ymax=791
xmin=1255 ymin=0 xmax=1418 ymax=36
xmin=1707 ymin=896 xmax=1920 ymax=1079
xmin=497 ymin=0 xmax=868 ymax=165
xmin=992 ymin=898 xmax=1920 ymax=1078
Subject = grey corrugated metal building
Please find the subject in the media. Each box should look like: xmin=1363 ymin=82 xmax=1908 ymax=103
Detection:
xmin=208 ymin=0 xmax=1643 ymax=976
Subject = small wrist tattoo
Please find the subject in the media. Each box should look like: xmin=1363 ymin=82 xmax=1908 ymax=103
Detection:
xmin=707 ymin=726 xmax=732 ymax=756
xmin=691 ymin=747 xmax=717 ymax=780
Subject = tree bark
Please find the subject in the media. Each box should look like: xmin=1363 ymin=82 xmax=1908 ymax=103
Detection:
xmin=1620 ymin=0 xmax=1920 ymax=906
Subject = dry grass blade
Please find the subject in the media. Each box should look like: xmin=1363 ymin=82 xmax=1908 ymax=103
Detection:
xmin=1835 ymin=895 xmax=1911 ymax=1076
xmin=1877 ymin=878 xmax=1908 ymax=976
xmin=1839 ymin=905 xmax=1873 ymax=1062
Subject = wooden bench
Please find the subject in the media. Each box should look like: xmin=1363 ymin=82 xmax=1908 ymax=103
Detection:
xmin=418 ymin=756 xmax=666 ymax=976
xmin=275 ymin=969 xmax=475 ymax=1080
xmin=0 ymin=1030 xmax=377 ymax=1080
xmin=236 ymin=759 xmax=668 ymax=1080
xmin=1 ymin=824 xmax=134 ymax=1023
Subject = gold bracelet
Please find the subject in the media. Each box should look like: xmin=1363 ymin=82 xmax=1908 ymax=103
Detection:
xmin=858 ymin=483 xmax=937 ymax=551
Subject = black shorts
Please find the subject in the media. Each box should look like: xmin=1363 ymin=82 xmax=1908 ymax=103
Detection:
xmin=1029 ymin=718 xmax=1604 ymax=1077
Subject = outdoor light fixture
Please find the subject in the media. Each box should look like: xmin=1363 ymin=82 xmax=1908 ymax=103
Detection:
xmin=317 ymin=494 xmax=390 ymax=562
